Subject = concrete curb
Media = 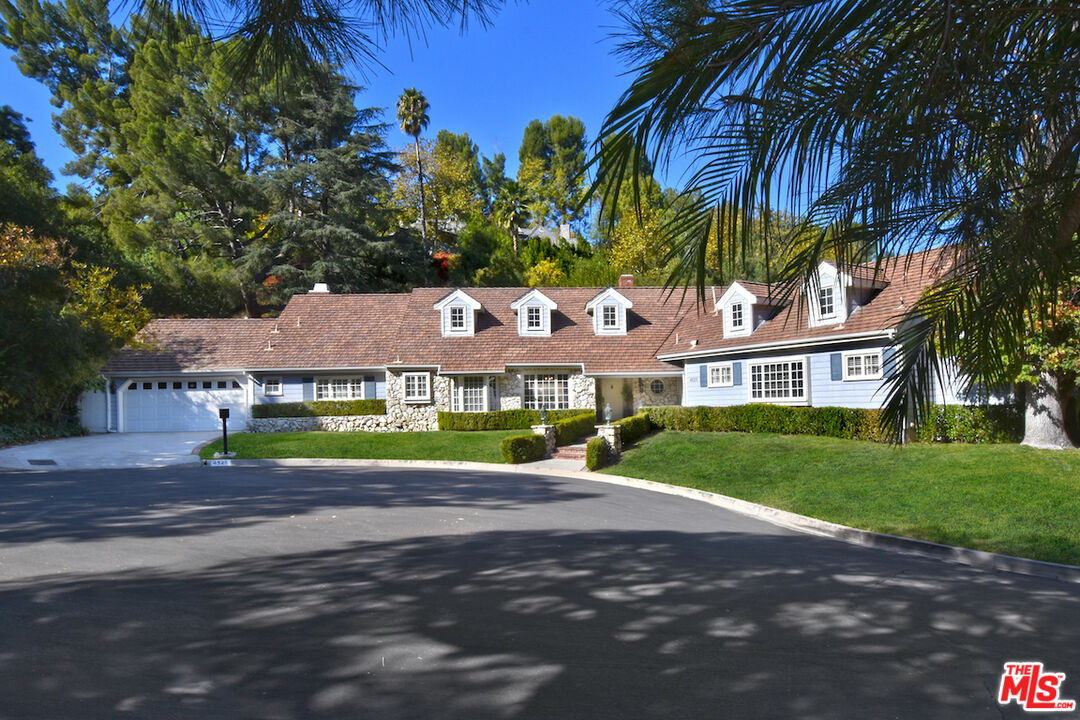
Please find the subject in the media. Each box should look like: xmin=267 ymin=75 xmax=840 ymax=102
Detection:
xmin=210 ymin=457 xmax=1080 ymax=585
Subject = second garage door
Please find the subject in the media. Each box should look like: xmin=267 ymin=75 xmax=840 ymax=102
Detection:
xmin=121 ymin=378 xmax=248 ymax=432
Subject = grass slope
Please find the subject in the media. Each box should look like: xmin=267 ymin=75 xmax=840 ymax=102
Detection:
xmin=200 ymin=430 xmax=523 ymax=464
xmin=604 ymin=431 xmax=1080 ymax=566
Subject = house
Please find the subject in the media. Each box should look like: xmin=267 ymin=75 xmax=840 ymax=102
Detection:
xmin=81 ymin=247 xmax=963 ymax=433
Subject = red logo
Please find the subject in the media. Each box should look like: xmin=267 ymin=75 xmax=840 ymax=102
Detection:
xmin=998 ymin=662 xmax=1076 ymax=712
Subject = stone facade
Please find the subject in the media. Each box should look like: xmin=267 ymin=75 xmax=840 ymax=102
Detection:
xmin=569 ymin=373 xmax=597 ymax=411
xmin=496 ymin=373 xmax=523 ymax=410
xmin=249 ymin=415 xmax=400 ymax=433
xmin=631 ymin=376 xmax=682 ymax=410
xmin=381 ymin=371 xmax=452 ymax=431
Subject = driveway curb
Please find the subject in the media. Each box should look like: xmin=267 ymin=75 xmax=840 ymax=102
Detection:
xmin=215 ymin=457 xmax=1080 ymax=585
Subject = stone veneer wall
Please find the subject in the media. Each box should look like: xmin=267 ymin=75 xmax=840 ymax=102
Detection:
xmin=250 ymin=415 xmax=400 ymax=433
xmin=631 ymin=376 xmax=682 ymax=410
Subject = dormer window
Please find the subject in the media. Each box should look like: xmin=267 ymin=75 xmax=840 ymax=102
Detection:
xmin=819 ymin=286 xmax=835 ymax=318
xmin=586 ymin=287 xmax=631 ymax=335
xmin=434 ymin=289 xmax=482 ymax=337
xmin=511 ymin=289 xmax=557 ymax=337
xmin=730 ymin=302 xmax=744 ymax=330
xmin=602 ymin=305 xmax=618 ymax=329
xmin=450 ymin=306 xmax=466 ymax=331
xmin=527 ymin=305 xmax=542 ymax=331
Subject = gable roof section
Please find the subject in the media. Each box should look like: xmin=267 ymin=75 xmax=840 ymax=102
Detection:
xmin=660 ymin=246 xmax=954 ymax=358
xmin=104 ymin=318 xmax=274 ymax=374
xmin=585 ymin=287 xmax=633 ymax=312
xmin=433 ymin=288 xmax=482 ymax=310
xmin=510 ymin=288 xmax=557 ymax=310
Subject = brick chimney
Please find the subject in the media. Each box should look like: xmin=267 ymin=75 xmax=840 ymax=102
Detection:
xmin=618 ymin=274 xmax=634 ymax=288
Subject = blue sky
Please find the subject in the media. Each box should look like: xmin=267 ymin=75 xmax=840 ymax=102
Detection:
xmin=0 ymin=0 xmax=687 ymax=191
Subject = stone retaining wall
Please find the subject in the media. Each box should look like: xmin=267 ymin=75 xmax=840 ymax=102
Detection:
xmin=249 ymin=415 xmax=406 ymax=433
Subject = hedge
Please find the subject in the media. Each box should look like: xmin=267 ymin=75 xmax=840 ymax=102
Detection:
xmin=252 ymin=399 xmax=386 ymax=418
xmin=0 ymin=419 xmax=85 ymax=449
xmin=613 ymin=412 xmax=652 ymax=445
xmin=438 ymin=408 xmax=594 ymax=431
xmin=586 ymin=436 xmax=610 ymax=470
xmin=554 ymin=412 xmax=597 ymax=445
xmin=644 ymin=405 xmax=891 ymax=443
xmin=912 ymin=405 xmax=1023 ymax=443
xmin=501 ymin=433 xmax=548 ymax=463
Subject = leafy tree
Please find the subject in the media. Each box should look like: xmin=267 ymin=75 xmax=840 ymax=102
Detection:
xmin=517 ymin=114 xmax=587 ymax=226
xmin=492 ymin=179 xmax=530 ymax=254
xmin=480 ymin=152 xmax=506 ymax=211
xmin=0 ymin=105 xmax=60 ymax=232
xmin=396 ymin=87 xmax=430 ymax=254
xmin=523 ymin=257 xmax=565 ymax=287
xmin=595 ymin=0 xmax=1080 ymax=446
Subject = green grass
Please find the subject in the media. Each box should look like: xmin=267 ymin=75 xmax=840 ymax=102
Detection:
xmin=602 ymin=431 xmax=1080 ymax=566
xmin=200 ymin=430 xmax=524 ymax=464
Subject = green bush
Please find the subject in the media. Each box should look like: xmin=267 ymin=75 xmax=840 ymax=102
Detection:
xmin=643 ymin=405 xmax=891 ymax=442
xmin=912 ymin=405 xmax=1022 ymax=443
xmin=554 ymin=412 xmax=597 ymax=445
xmin=438 ymin=408 xmax=594 ymax=431
xmin=586 ymin=436 xmax=610 ymax=470
xmin=501 ymin=433 xmax=548 ymax=464
xmin=613 ymin=412 xmax=653 ymax=445
xmin=252 ymin=400 xmax=386 ymax=418
xmin=0 ymin=419 xmax=85 ymax=449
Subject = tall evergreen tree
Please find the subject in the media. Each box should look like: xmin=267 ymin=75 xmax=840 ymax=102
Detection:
xmin=396 ymin=87 xmax=430 ymax=254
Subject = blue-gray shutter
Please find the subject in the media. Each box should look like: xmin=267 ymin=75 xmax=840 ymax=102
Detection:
xmin=830 ymin=353 xmax=843 ymax=381
xmin=364 ymin=375 xmax=375 ymax=399
xmin=732 ymin=362 xmax=743 ymax=386
xmin=302 ymin=377 xmax=314 ymax=401
xmin=882 ymin=346 xmax=898 ymax=376
xmin=698 ymin=364 xmax=708 ymax=387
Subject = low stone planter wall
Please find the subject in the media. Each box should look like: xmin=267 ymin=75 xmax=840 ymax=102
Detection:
xmin=249 ymin=415 xmax=416 ymax=433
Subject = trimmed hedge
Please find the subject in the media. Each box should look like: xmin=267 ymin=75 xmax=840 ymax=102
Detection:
xmin=252 ymin=399 xmax=386 ymax=419
xmin=438 ymin=408 xmax=594 ymax=431
xmin=586 ymin=436 xmax=610 ymax=470
xmin=0 ymin=419 xmax=85 ymax=449
xmin=554 ymin=412 xmax=597 ymax=445
xmin=501 ymin=433 xmax=548 ymax=464
xmin=912 ymin=405 xmax=1023 ymax=443
xmin=644 ymin=405 xmax=891 ymax=443
xmin=613 ymin=413 xmax=652 ymax=445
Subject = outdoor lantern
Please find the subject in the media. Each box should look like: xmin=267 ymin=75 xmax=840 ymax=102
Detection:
xmin=540 ymin=408 xmax=547 ymax=425
xmin=604 ymin=403 xmax=612 ymax=424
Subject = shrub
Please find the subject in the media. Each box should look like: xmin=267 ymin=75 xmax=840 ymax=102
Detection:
xmin=438 ymin=408 xmax=594 ymax=431
xmin=252 ymin=400 xmax=386 ymax=418
xmin=586 ymin=436 xmax=610 ymax=470
xmin=0 ymin=419 xmax=85 ymax=449
xmin=501 ymin=433 xmax=548 ymax=463
xmin=554 ymin=412 xmax=597 ymax=445
xmin=912 ymin=405 xmax=1022 ymax=443
xmin=613 ymin=412 xmax=652 ymax=445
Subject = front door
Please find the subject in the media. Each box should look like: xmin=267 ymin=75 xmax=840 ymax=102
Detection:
xmin=598 ymin=379 xmax=633 ymax=421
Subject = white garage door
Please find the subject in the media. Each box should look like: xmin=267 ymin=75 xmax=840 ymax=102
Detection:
xmin=121 ymin=378 xmax=248 ymax=432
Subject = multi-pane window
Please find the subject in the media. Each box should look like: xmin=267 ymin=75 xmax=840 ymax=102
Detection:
xmin=843 ymin=352 xmax=882 ymax=380
xmin=601 ymin=305 xmax=618 ymax=329
xmin=708 ymin=363 xmax=733 ymax=388
xmin=449 ymin=305 xmax=466 ymax=331
xmin=749 ymin=359 xmax=806 ymax=402
xmin=403 ymin=372 xmax=430 ymax=402
xmin=451 ymin=376 xmax=488 ymax=412
xmin=316 ymin=378 xmax=364 ymax=400
xmin=524 ymin=373 xmax=570 ymax=410
xmin=730 ymin=302 xmax=744 ymax=330
xmin=526 ymin=305 xmax=543 ymax=331
xmin=264 ymin=378 xmax=282 ymax=396
xmin=818 ymin=286 xmax=835 ymax=317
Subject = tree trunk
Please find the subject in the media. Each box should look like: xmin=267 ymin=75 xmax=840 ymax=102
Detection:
xmin=415 ymin=138 xmax=428 ymax=255
xmin=1022 ymin=371 xmax=1076 ymax=449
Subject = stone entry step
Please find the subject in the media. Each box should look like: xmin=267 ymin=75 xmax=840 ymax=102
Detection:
xmin=552 ymin=443 xmax=588 ymax=460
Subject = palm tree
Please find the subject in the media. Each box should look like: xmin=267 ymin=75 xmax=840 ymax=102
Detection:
xmin=397 ymin=87 xmax=431 ymax=255
xmin=493 ymin=180 xmax=530 ymax=254
xmin=593 ymin=1 xmax=1080 ymax=447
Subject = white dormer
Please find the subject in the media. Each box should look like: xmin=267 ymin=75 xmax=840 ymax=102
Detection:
xmin=434 ymin=289 xmax=482 ymax=337
xmin=714 ymin=282 xmax=760 ymax=338
xmin=510 ymin=289 xmax=557 ymax=337
xmin=807 ymin=261 xmax=849 ymax=328
xmin=585 ymin=287 xmax=632 ymax=336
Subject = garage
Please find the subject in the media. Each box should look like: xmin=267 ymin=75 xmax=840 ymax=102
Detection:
xmin=120 ymin=377 xmax=248 ymax=432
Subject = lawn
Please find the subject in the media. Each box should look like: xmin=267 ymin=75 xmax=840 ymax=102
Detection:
xmin=199 ymin=430 xmax=523 ymax=464
xmin=603 ymin=431 xmax=1080 ymax=566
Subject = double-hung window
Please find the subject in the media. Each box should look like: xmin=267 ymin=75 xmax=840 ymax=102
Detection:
xmin=749 ymin=358 xmax=806 ymax=402
xmin=729 ymin=302 xmax=744 ymax=330
xmin=601 ymin=305 xmax=618 ymax=330
xmin=526 ymin=305 xmax=543 ymax=331
xmin=843 ymin=351 xmax=882 ymax=380
xmin=451 ymin=376 xmax=489 ymax=412
xmin=818 ymin=286 xmax=835 ymax=318
xmin=316 ymin=377 xmax=363 ymax=400
xmin=403 ymin=372 xmax=430 ymax=403
xmin=264 ymin=377 xmax=282 ymax=396
xmin=523 ymin=373 xmax=570 ymax=410
xmin=449 ymin=305 xmax=466 ymax=332
xmin=708 ymin=363 xmax=733 ymax=388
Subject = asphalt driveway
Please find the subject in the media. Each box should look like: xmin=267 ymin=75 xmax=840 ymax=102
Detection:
xmin=0 ymin=431 xmax=218 ymax=470
xmin=0 ymin=464 xmax=1076 ymax=719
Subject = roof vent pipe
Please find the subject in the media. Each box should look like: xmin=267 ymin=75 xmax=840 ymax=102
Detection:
xmin=311 ymin=283 xmax=330 ymax=293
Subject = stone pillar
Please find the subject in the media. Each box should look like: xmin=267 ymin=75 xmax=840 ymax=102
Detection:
xmin=596 ymin=424 xmax=621 ymax=457
xmin=531 ymin=424 xmax=556 ymax=457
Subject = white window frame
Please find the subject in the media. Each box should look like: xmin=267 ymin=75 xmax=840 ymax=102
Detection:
xmin=264 ymin=377 xmax=283 ymax=396
xmin=842 ymin=350 xmax=883 ymax=381
xmin=403 ymin=372 xmax=431 ymax=403
xmin=748 ymin=356 xmax=808 ymax=404
xmin=730 ymin=302 xmax=744 ymax=330
xmin=818 ymin=285 xmax=836 ymax=319
xmin=523 ymin=373 xmax=570 ymax=410
xmin=601 ymin=304 xmax=619 ymax=330
xmin=316 ymin=377 xmax=365 ymax=401
xmin=707 ymin=362 xmax=734 ymax=388
xmin=448 ymin=305 xmax=467 ymax=332
xmin=526 ymin=305 xmax=544 ymax=332
xmin=451 ymin=375 xmax=490 ymax=413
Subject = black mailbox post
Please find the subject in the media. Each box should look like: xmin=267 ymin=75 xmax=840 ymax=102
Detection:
xmin=219 ymin=407 xmax=230 ymax=454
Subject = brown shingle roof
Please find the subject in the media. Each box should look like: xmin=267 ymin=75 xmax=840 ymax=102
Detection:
xmin=104 ymin=318 xmax=274 ymax=374
xmin=660 ymin=246 xmax=955 ymax=358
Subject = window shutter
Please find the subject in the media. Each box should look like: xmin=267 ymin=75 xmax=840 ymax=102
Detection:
xmin=882 ymin=346 xmax=898 ymax=376
xmin=302 ymin=377 xmax=315 ymax=401
xmin=830 ymin=353 xmax=842 ymax=381
xmin=364 ymin=375 xmax=375 ymax=399
xmin=698 ymin=365 xmax=708 ymax=387
xmin=732 ymin=362 xmax=742 ymax=385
